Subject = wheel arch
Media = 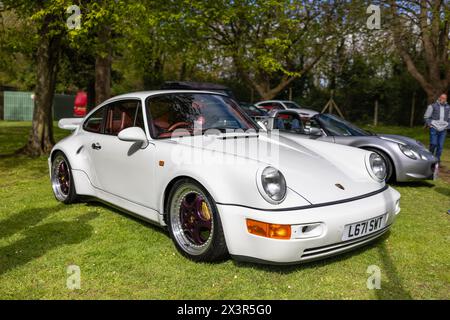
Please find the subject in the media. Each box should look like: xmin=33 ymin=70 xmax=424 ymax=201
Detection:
xmin=161 ymin=175 xmax=212 ymax=224
xmin=50 ymin=148 xmax=65 ymax=161
xmin=359 ymin=145 xmax=397 ymax=180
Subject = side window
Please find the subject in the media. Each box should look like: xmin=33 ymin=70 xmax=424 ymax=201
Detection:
xmin=303 ymin=117 xmax=323 ymax=136
xmin=83 ymin=107 xmax=105 ymax=134
xmin=272 ymin=103 xmax=284 ymax=110
xmin=275 ymin=113 xmax=303 ymax=132
xmin=304 ymin=118 xmax=321 ymax=129
xmin=105 ymin=100 xmax=143 ymax=136
xmin=259 ymin=103 xmax=277 ymax=112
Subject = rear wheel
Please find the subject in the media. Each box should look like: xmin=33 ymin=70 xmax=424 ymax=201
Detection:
xmin=167 ymin=179 xmax=228 ymax=262
xmin=365 ymin=148 xmax=394 ymax=182
xmin=51 ymin=152 xmax=78 ymax=204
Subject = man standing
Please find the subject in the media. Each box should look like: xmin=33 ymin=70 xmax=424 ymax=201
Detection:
xmin=424 ymin=93 xmax=449 ymax=163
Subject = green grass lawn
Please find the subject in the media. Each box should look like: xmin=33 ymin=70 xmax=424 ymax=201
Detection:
xmin=0 ymin=121 xmax=449 ymax=299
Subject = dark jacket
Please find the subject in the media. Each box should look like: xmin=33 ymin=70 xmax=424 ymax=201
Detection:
xmin=424 ymin=101 xmax=450 ymax=130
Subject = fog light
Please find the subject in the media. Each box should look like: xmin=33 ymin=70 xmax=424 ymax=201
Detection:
xmin=291 ymin=223 xmax=324 ymax=239
xmin=246 ymin=219 xmax=291 ymax=240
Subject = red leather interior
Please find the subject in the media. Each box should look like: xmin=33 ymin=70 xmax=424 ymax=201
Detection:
xmin=154 ymin=114 xmax=170 ymax=129
xmin=106 ymin=107 xmax=134 ymax=135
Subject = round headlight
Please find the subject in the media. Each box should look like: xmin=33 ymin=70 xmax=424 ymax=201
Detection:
xmin=258 ymin=166 xmax=287 ymax=204
xmin=369 ymin=153 xmax=387 ymax=181
xmin=399 ymin=144 xmax=419 ymax=160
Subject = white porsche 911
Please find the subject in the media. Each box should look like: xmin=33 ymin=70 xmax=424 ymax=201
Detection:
xmin=49 ymin=90 xmax=400 ymax=264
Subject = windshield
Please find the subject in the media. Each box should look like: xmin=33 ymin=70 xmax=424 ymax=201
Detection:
xmin=146 ymin=93 xmax=257 ymax=139
xmin=316 ymin=114 xmax=371 ymax=136
xmin=240 ymin=104 xmax=268 ymax=116
xmin=283 ymin=102 xmax=301 ymax=109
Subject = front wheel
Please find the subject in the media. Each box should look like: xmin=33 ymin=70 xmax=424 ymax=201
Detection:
xmin=51 ymin=152 xmax=78 ymax=204
xmin=167 ymin=179 xmax=228 ymax=262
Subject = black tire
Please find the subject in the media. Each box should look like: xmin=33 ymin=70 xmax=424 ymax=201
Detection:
xmin=51 ymin=151 xmax=78 ymax=204
xmin=166 ymin=178 xmax=228 ymax=262
xmin=365 ymin=148 xmax=395 ymax=182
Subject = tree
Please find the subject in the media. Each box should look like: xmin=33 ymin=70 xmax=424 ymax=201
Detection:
xmin=386 ymin=0 xmax=450 ymax=102
xmin=67 ymin=1 xmax=119 ymax=106
xmin=0 ymin=9 xmax=36 ymax=90
xmin=179 ymin=0 xmax=354 ymax=100
xmin=2 ymin=1 xmax=71 ymax=156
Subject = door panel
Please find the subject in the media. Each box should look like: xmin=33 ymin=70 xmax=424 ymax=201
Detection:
xmin=86 ymin=99 xmax=157 ymax=211
xmin=89 ymin=135 xmax=156 ymax=209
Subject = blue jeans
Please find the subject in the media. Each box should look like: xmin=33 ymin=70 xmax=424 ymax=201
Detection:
xmin=429 ymin=128 xmax=447 ymax=162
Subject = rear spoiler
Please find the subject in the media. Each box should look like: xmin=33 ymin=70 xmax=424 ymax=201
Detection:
xmin=58 ymin=118 xmax=83 ymax=130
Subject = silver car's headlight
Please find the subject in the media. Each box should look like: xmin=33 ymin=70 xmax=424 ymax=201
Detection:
xmin=399 ymin=144 xmax=419 ymax=160
xmin=416 ymin=140 xmax=426 ymax=149
xmin=257 ymin=166 xmax=287 ymax=204
xmin=368 ymin=153 xmax=387 ymax=182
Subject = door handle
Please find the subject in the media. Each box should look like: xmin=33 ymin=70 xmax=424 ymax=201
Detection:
xmin=91 ymin=143 xmax=102 ymax=150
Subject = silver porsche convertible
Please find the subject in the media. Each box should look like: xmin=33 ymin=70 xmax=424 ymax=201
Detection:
xmin=260 ymin=108 xmax=438 ymax=182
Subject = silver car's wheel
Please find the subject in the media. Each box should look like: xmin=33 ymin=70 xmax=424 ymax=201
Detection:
xmin=167 ymin=179 xmax=228 ymax=261
xmin=51 ymin=152 xmax=77 ymax=203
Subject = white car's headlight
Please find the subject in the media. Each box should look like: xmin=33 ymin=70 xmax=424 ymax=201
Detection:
xmin=368 ymin=153 xmax=387 ymax=182
xmin=399 ymin=144 xmax=420 ymax=160
xmin=257 ymin=166 xmax=287 ymax=204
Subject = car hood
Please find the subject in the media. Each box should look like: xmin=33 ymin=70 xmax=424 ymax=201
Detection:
xmin=378 ymin=134 xmax=425 ymax=149
xmin=172 ymin=132 xmax=383 ymax=204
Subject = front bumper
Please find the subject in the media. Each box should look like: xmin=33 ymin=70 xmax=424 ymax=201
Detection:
xmin=395 ymin=157 xmax=437 ymax=181
xmin=218 ymin=186 xmax=400 ymax=264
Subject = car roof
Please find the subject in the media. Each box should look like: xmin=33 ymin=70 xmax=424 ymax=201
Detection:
xmin=256 ymin=100 xmax=299 ymax=104
xmin=296 ymin=108 xmax=319 ymax=116
xmin=271 ymin=108 xmax=319 ymax=117
xmin=102 ymin=90 xmax=228 ymax=103
xmin=161 ymin=81 xmax=230 ymax=91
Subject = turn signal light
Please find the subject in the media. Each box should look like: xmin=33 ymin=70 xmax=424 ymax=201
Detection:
xmin=246 ymin=219 xmax=291 ymax=240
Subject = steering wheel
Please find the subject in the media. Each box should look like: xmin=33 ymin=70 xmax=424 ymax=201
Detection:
xmin=168 ymin=121 xmax=191 ymax=132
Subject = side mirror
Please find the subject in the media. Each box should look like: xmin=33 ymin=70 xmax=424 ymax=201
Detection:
xmin=257 ymin=120 xmax=268 ymax=132
xmin=118 ymin=127 xmax=148 ymax=148
xmin=306 ymin=127 xmax=322 ymax=136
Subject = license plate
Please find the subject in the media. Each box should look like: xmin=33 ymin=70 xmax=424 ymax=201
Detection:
xmin=342 ymin=214 xmax=386 ymax=241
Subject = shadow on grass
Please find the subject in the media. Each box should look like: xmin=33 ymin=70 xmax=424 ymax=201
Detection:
xmin=232 ymin=232 xmax=392 ymax=273
xmin=374 ymin=242 xmax=412 ymax=300
xmin=0 ymin=204 xmax=65 ymax=239
xmin=84 ymin=201 xmax=168 ymax=237
xmin=233 ymin=232 xmax=412 ymax=299
xmin=0 ymin=153 xmax=18 ymax=159
xmin=391 ymin=181 xmax=435 ymax=188
xmin=0 ymin=154 xmax=49 ymax=179
xmin=434 ymin=186 xmax=450 ymax=198
xmin=0 ymin=211 xmax=99 ymax=276
xmin=234 ymin=231 xmax=412 ymax=300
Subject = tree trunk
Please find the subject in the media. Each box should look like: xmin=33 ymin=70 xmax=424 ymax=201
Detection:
xmin=95 ymin=26 xmax=112 ymax=106
xmin=389 ymin=0 xmax=450 ymax=104
xmin=410 ymin=92 xmax=416 ymax=127
xmin=256 ymin=77 xmax=296 ymax=100
xmin=424 ymin=84 xmax=448 ymax=104
xmin=233 ymin=54 xmax=322 ymax=101
xmin=19 ymin=22 xmax=61 ymax=157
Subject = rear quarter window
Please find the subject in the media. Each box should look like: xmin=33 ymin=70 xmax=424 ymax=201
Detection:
xmin=83 ymin=108 xmax=105 ymax=133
